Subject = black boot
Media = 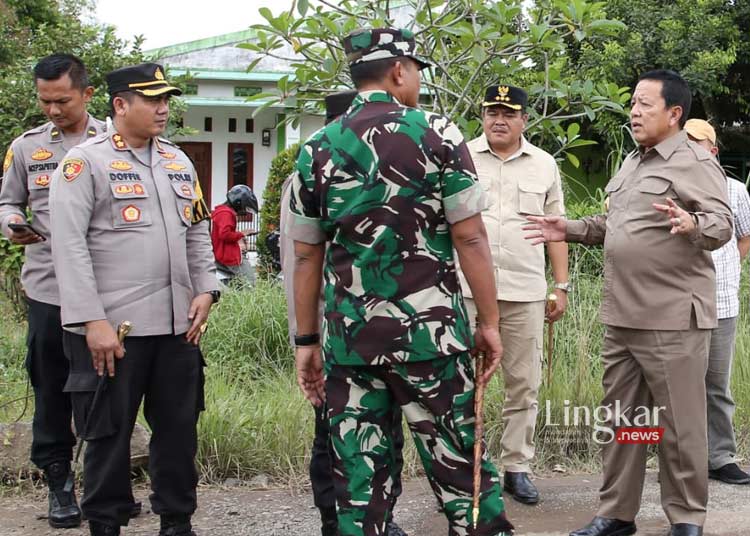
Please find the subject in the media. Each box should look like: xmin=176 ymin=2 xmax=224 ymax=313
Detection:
xmin=44 ymin=461 xmax=82 ymax=529
xmin=386 ymin=520 xmax=408 ymax=535
xmin=319 ymin=505 xmax=338 ymax=536
xmin=159 ymin=514 xmax=197 ymax=536
xmin=89 ymin=520 xmax=120 ymax=535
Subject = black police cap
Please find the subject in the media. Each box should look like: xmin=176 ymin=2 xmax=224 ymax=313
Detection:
xmin=106 ymin=63 xmax=182 ymax=97
xmin=482 ymin=85 xmax=528 ymax=111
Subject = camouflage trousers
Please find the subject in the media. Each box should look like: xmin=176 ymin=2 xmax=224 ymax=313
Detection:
xmin=326 ymin=352 xmax=513 ymax=536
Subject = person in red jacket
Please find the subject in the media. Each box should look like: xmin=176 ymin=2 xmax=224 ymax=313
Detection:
xmin=211 ymin=184 xmax=259 ymax=283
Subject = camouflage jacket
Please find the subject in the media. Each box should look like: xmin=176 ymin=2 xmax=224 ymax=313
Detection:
xmin=288 ymin=90 xmax=487 ymax=366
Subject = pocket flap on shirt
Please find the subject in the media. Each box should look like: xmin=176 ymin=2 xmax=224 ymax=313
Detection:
xmin=518 ymin=180 xmax=547 ymax=194
xmin=63 ymin=372 xmax=100 ymax=393
xmin=171 ymin=181 xmax=197 ymax=200
xmin=638 ymin=176 xmax=672 ymax=195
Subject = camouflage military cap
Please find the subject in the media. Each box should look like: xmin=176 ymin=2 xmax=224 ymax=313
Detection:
xmin=343 ymin=28 xmax=431 ymax=70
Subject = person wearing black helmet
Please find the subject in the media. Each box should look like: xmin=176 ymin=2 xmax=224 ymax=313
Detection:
xmin=211 ymin=184 xmax=259 ymax=284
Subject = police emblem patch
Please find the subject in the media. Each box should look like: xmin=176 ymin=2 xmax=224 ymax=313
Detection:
xmin=34 ymin=175 xmax=51 ymax=187
xmin=180 ymin=184 xmax=192 ymax=197
xmin=183 ymin=205 xmax=192 ymax=221
xmin=164 ymin=162 xmax=187 ymax=171
xmin=110 ymin=160 xmax=133 ymax=171
xmin=2 ymin=149 xmax=12 ymax=173
xmin=133 ymin=184 xmax=145 ymax=195
xmin=31 ymin=148 xmax=53 ymax=161
xmin=62 ymin=159 xmax=85 ymax=182
xmin=122 ymin=205 xmax=141 ymax=223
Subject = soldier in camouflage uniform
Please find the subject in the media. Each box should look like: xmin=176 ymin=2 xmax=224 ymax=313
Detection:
xmin=288 ymin=28 xmax=514 ymax=536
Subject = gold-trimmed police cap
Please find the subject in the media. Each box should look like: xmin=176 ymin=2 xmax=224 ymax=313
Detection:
xmin=343 ymin=28 xmax=431 ymax=70
xmin=106 ymin=63 xmax=182 ymax=97
xmin=482 ymin=85 xmax=528 ymax=111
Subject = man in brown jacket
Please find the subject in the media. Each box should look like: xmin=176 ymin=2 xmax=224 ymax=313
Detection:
xmin=525 ymin=70 xmax=732 ymax=536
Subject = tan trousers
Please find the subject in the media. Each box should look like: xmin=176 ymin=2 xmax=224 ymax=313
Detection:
xmin=597 ymin=323 xmax=710 ymax=526
xmin=465 ymin=298 xmax=545 ymax=473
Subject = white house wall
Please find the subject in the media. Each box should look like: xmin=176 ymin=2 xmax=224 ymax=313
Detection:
xmin=175 ymin=105 xmax=280 ymax=209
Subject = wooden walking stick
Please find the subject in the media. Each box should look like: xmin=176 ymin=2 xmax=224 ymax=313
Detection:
xmin=472 ymin=320 xmax=486 ymax=531
xmin=546 ymin=294 xmax=557 ymax=386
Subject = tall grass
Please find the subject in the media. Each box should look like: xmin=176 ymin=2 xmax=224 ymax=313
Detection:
xmin=2 ymin=264 xmax=750 ymax=484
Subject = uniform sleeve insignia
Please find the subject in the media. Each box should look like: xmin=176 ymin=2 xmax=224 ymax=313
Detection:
xmin=191 ymin=179 xmax=210 ymax=224
xmin=164 ymin=162 xmax=187 ymax=171
xmin=34 ymin=175 xmax=51 ymax=187
xmin=122 ymin=205 xmax=141 ymax=223
xmin=110 ymin=160 xmax=133 ymax=171
xmin=183 ymin=205 xmax=192 ymax=221
xmin=31 ymin=148 xmax=53 ymax=161
xmin=62 ymin=159 xmax=85 ymax=182
xmin=180 ymin=184 xmax=193 ymax=197
xmin=2 ymin=149 xmax=12 ymax=173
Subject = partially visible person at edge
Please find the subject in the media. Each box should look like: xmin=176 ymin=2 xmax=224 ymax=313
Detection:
xmin=684 ymin=118 xmax=750 ymax=486
xmin=280 ymin=89 xmax=408 ymax=536
xmin=0 ymin=53 xmax=106 ymax=529
xmin=525 ymin=70 xmax=732 ymax=536
xmin=457 ymin=84 xmax=569 ymax=506
xmin=49 ymin=63 xmax=218 ymax=536
xmin=289 ymin=27 xmax=514 ymax=536
xmin=211 ymin=184 xmax=259 ymax=284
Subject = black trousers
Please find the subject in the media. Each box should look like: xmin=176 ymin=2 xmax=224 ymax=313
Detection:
xmin=63 ymin=332 xmax=205 ymax=527
xmin=310 ymin=403 xmax=404 ymax=516
xmin=26 ymin=298 xmax=76 ymax=469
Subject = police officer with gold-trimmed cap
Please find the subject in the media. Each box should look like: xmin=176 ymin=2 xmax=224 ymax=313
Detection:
xmin=0 ymin=53 xmax=104 ymax=529
xmin=50 ymin=62 xmax=218 ymax=536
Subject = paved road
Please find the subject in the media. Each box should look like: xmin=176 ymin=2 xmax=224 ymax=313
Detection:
xmin=2 ymin=471 xmax=749 ymax=535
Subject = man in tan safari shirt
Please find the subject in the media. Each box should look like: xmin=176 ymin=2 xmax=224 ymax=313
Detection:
xmin=526 ymin=70 xmax=732 ymax=536
xmin=458 ymin=84 xmax=569 ymax=505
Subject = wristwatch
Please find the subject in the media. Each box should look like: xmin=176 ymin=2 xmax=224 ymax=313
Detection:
xmin=208 ymin=290 xmax=221 ymax=303
xmin=553 ymin=282 xmax=573 ymax=293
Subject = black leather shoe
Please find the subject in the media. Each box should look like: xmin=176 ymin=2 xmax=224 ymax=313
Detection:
xmin=89 ymin=521 xmax=121 ymax=535
xmin=386 ymin=520 xmax=408 ymax=536
xmin=503 ymin=471 xmax=540 ymax=504
xmin=319 ymin=505 xmax=338 ymax=536
xmin=159 ymin=514 xmax=196 ymax=536
xmin=569 ymin=516 xmax=636 ymax=536
xmin=709 ymin=462 xmax=750 ymax=485
xmin=670 ymin=523 xmax=703 ymax=536
xmin=44 ymin=461 xmax=82 ymax=528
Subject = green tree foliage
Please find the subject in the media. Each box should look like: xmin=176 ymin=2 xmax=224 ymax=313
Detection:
xmin=576 ymin=0 xmax=748 ymax=125
xmin=257 ymin=143 xmax=299 ymax=278
xmin=244 ymin=0 xmax=630 ymax=160
xmin=0 ymin=0 xmax=144 ymax=155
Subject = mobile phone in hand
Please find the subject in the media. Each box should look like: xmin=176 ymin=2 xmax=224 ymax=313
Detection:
xmin=8 ymin=222 xmax=46 ymax=241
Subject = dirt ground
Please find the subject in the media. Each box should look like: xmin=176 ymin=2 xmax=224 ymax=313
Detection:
xmin=2 ymin=471 xmax=750 ymax=535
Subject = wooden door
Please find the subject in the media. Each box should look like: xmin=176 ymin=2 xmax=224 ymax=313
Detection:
xmin=228 ymin=143 xmax=254 ymax=190
xmin=179 ymin=142 xmax=212 ymax=207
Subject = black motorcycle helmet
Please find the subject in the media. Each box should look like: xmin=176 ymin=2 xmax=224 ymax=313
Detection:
xmin=226 ymin=184 xmax=258 ymax=215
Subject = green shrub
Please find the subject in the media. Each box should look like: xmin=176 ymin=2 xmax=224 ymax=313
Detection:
xmin=257 ymin=143 xmax=300 ymax=279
